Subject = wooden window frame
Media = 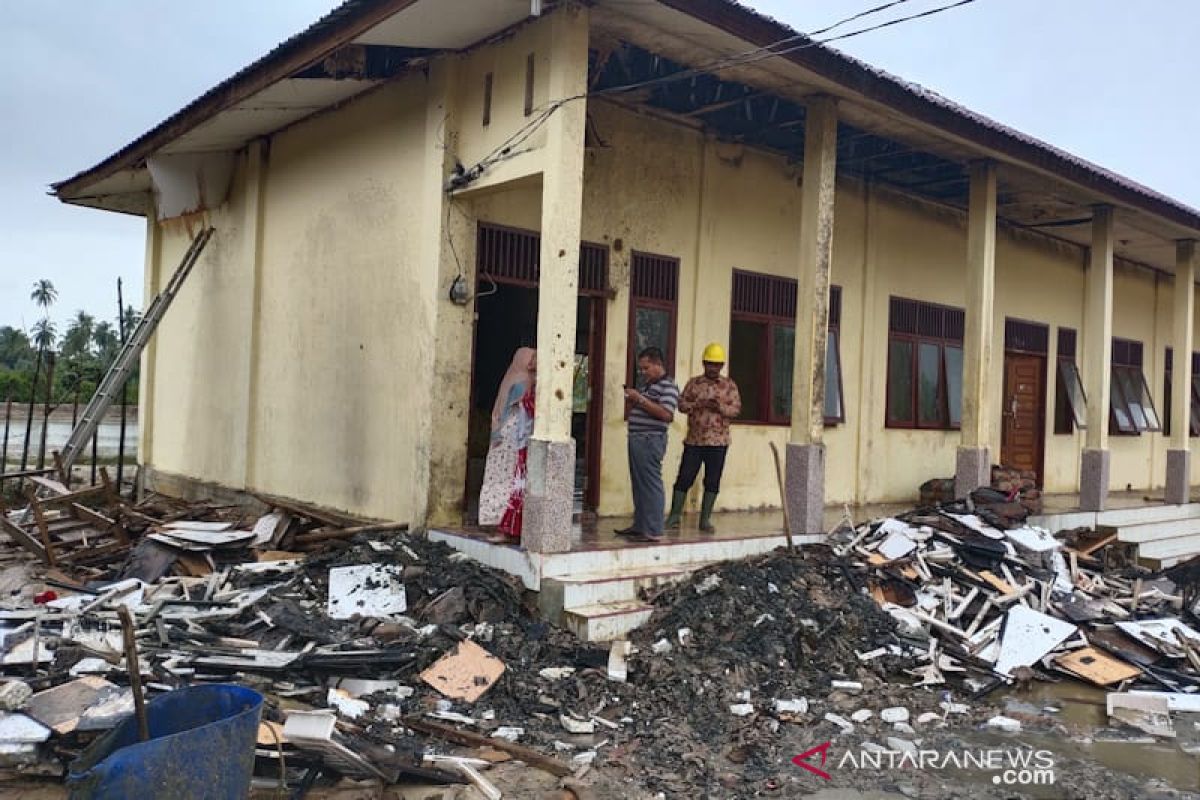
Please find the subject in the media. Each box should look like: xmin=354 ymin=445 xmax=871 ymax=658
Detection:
xmin=728 ymin=270 xmax=843 ymax=426
xmin=884 ymin=297 xmax=964 ymax=430
xmin=1162 ymin=348 xmax=1200 ymax=438
xmin=1110 ymin=338 xmax=1160 ymax=435
xmin=1053 ymin=327 xmax=1087 ymax=435
xmin=626 ymin=252 xmax=679 ymax=391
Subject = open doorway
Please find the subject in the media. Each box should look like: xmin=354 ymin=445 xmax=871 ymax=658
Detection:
xmin=463 ymin=224 xmax=608 ymax=522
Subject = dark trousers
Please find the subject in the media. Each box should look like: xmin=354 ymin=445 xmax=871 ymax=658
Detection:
xmin=628 ymin=431 xmax=667 ymax=537
xmin=673 ymin=444 xmax=728 ymax=494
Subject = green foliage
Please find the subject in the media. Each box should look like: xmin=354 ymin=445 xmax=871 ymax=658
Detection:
xmin=4 ymin=282 xmax=139 ymax=406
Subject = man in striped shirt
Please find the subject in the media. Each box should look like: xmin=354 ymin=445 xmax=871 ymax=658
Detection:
xmin=618 ymin=347 xmax=680 ymax=542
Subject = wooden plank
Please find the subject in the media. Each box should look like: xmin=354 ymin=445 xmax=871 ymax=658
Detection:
xmin=0 ymin=517 xmax=47 ymax=560
xmin=403 ymin=717 xmax=572 ymax=778
xmin=34 ymin=484 xmax=109 ymax=509
xmin=0 ymin=468 xmax=55 ymax=483
xmin=29 ymin=476 xmax=71 ymax=496
xmin=69 ymin=504 xmax=127 ymax=545
xmin=25 ymin=490 xmax=56 ymax=567
xmin=252 ymin=493 xmax=365 ymax=529
xmin=293 ymin=523 xmax=408 ymax=546
xmin=978 ymin=570 xmax=1017 ymax=596
xmin=1078 ymin=532 xmax=1119 ymax=556
xmin=1054 ymin=646 xmax=1142 ymax=686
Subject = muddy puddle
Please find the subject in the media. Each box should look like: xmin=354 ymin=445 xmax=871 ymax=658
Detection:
xmin=987 ymin=680 xmax=1200 ymax=793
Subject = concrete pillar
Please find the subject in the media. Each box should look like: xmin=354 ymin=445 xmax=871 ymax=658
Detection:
xmin=955 ymin=161 xmax=997 ymax=499
xmin=138 ymin=210 xmax=162 ymax=479
xmin=786 ymin=95 xmax=837 ymax=536
xmin=524 ymin=4 xmax=589 ymax=553
xmin=421 ymin=57 xmax=470 ymax=528
xmin=1167 ymin=240 xmax=1197 ymax=504
xmin=1080 ymin=206 xmax=1115 ymax=511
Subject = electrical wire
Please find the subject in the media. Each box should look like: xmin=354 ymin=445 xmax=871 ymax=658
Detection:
xmin=454 ymin=0 xmax=983 ymax=185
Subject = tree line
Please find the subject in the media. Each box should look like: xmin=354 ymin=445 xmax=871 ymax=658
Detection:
xmin=0 ymin=279 xmax=140 ymax=411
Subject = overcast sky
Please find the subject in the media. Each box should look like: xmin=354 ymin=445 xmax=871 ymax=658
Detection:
xmin=3 ymin=0 xmax=1197 ymax=334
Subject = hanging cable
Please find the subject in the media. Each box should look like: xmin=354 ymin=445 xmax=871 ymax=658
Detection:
xmin=452 ymin=0 xmax=984 ymax=188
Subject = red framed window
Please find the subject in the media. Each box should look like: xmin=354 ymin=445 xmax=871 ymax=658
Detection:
xmin=885 ymin=296 xmax=964 ymax=430
xmin=627 ymin=252 xmax=679 ymax=387
xmin=727 ymin=270 xmax=843 ymax=425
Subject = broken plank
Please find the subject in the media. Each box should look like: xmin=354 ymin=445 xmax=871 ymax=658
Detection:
xmin=293 ymin=523 xmax=408 ymax=546
xmin=978 ymin=570 xmax=1017 ymax=596
xmin=0 ymin=517 xmax=47 ymax=561
xmin=403 ymin=717 xmax=572 ymax=777
xmin=251 ymin=493 xmax=364 ymax=529
xmin=1053 ymin=646 xmax=1142 ymax=686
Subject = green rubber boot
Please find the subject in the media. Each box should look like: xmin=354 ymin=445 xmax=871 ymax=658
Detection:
xmin=665 ymin=490 xmax=686 ymax=528
xmin=699 ymin=491 xmax=718 ymax=533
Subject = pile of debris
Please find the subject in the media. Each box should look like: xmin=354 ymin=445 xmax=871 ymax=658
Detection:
xmin=0 ymin=479 xmax=1001 ymax=797
xmin=918 ymin=465 xmax=1042 ymax=516
xmin=839 ymin=491 xmax=1200 ymax=738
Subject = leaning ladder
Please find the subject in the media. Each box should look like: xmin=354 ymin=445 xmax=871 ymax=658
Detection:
xmin=59 ymin=226 xmax=214 ymax=475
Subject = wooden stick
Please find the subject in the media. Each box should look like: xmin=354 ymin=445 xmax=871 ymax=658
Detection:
xmin=24 ymin=488 xmax=55 ymax=566
xmin=769 ymin=442 xmax=795 ymax=552
xmin=293 ymin=523 xmax=408 ymax=545
xmin=117 ymin=606 xmax=150 ymax=742
xmin=403 ymin=717 xmax=571 ymax=777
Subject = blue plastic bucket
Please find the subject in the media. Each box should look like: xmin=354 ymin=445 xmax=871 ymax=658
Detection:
xmin=67 ymin=684 xmax=263 ymax=800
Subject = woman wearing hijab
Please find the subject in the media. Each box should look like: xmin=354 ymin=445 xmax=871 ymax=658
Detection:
xmin=478 ymin=348 xmax=536 ymax=539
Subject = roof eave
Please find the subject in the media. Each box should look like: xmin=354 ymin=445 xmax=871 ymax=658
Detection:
xmin=52 ymin=0 xmax=421 ymax=202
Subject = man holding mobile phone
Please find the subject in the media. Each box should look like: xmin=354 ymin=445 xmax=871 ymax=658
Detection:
xmin=618 ymin=347 xmax=679 ymax=542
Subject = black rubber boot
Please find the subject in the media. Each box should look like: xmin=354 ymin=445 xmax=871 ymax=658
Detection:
xmin=699 ymin=491 xmax=718 ymax=533
xmin=665 ymin=490 xmax=687 ymax=528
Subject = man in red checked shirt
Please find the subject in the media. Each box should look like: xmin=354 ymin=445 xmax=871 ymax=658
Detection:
xmin=666 ymin=342 xmax=741 ymax=533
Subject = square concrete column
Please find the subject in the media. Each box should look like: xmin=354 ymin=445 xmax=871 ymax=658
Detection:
xmin=523 ymin=4 xmax=589 ymax=553
xmin=955 ymin=161 xmax=997 ymax=499
xmin=1080 ymin=206 xmax=1115 ymax=511
xmin=1167 ymin=240 xmax=1197 ymax=504
xmin=786 ymin=95 xmax=837 ymax=537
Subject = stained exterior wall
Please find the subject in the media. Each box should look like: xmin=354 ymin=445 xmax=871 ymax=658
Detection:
xmin=141 ymin=73 xmax=437 ymax=524
xmin=137 ymin=12 xmax=1198 ymax=525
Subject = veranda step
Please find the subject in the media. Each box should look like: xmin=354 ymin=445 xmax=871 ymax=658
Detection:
xmin=562 ymin=601 xmax=655 ymax=642
xmin=539 ymin=566 xmax=694 ymax=623
xmin=1133 ymin=534 xmax=1200 ymax=563
xmin=1113 ymin=517 xmax=1200 ymax=544
xmin=538 ymin=533 xmax=804 ymax=580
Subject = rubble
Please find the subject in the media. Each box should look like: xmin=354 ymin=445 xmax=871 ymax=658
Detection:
xmin=837 ymin=487 xmax=1200 ymax=743
xmin=3 ymin=470 xmax=1199 ymax=796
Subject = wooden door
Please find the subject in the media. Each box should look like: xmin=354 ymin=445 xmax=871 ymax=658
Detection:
xmin=1001 ymin=352 xmax=1046 ymax=483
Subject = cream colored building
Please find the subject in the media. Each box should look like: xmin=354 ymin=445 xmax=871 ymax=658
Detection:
xmin=54 ymin=0 xmax=1200 ymax=553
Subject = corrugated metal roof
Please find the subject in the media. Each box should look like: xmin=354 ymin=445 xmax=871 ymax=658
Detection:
xmin=661 ymin=0 xmax=1200 ymax=232
xmin=53 ymin=0 xmax=1200 ymax=236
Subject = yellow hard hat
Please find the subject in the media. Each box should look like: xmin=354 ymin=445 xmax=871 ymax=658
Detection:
xmin=702 ymin=342 xmax=726 ymax=363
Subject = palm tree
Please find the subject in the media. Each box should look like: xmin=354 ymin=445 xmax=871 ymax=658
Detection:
xmin=92 ymin=321 xmax=119 ymax=367
xmin=20 ymin=280 xmax=56 ymax=471
xmin=62 ymin=311 xmax=95 ymax=360
xmin=31 ymin=280 xmax=57 ymax=313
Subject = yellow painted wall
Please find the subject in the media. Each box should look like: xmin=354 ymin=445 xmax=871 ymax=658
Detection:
xmin=452 ymin=16 xmax=554 ymax=192
xmin=139 ymin=25 xmax=1196 ymax=526
xmin=145 ymin=167 xmax=255 ymax=486
xmin=249 ymin=77 xmax=434 ymax=521
xmin=143 ymin=73 xmax=439 ymax=523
